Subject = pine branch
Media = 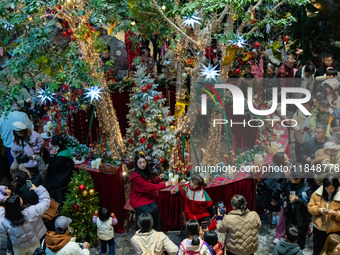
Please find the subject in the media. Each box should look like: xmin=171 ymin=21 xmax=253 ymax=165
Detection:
xmin=149 ymin=0 xmax=198 ymax=47
xmin=246 ymin=0 xmax=285 ymax=35
xmin=237 ymin=0 xmax=263 ymax=34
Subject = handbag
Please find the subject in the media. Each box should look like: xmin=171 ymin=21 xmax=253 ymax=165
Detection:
xmin=42 ymin=199 xmax=59 ymax=221
xmin=99 ymin=163 xmax=117 ymax=174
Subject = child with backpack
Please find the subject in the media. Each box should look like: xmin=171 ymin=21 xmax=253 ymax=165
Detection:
xmin=131 ymin=213 xmax=178 ymax=255
xmin=171 ymin=175 xmax=214 ymax=225
xmin=93 ymin=207 xmax=118 ymax=255
xmin=203 ymin=231 xmax=224 ymax=255
xmin=178 ymin=219 xmax=213 ymax=255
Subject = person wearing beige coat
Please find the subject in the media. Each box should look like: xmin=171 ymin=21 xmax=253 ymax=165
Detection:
xmin=131 ymin=213 xmax=178 ymax=255
xmin=307 ymin=175 xmax=340 ymax=255
xmin=216 ymin=195 xmax=261 ymax=255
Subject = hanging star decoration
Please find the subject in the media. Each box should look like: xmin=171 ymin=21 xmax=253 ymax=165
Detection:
xmin=228 ymin=33 xmax=248 ymax=48
xmin=182 ymin=11 xmax=202 ymax=29
xmin=84 ymin=86 xmax=104 ymax=103
xmin=200 ymin=64 xmax=220 ymax=81
xmin=37 ymin=88 xmax=55 ymax=104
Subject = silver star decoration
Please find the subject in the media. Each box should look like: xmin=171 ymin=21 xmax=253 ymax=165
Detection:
xmin=200 ymin=64 xmax=220 ymax=81
xmin=182 ymin=11 xmax=202 ymax=29
xmin=37 ymin=88 xmax=55 ymax=104
xmin=228 ymin=33 xmax=248 ymax=48
xmin=85 ymin=86 xmax=104 ymax=103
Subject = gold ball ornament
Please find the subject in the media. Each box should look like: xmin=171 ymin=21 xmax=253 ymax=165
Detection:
xmin=89 ymin=189 xmax=95 ymax=196
xmin=170 ymin=125 xmax=175 ymax=131
xmin=181 ymin=73 xmax=188 ymax=79
xmin=135 ymin=88 xmax=140 ymax=93
xmin=83 ymin=190 xmax=88 ymax=197
xmin=81 ymin=104 xmax=87 ymax=110
xmin=168 ymin=149 xmax=172 ymax=154
xmin=157 ymin=114 xmax=163 ymax=120
xmin=146 ymin=120 xmax=152 ymax=126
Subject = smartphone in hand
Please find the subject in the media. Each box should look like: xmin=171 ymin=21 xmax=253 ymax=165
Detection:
xmin=217 ymin=201 xmax=226 ymax=215
xmin=26 ymin=180 xmax=32 ymax=189
xmin=201 ymin=221 xmax=208 ymax=230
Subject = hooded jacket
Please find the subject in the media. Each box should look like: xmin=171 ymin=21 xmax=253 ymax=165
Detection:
xmin=44 ymin=148 xmax=74 ymax=204
xmin=178 ymin=238 xmax=213 ymax=255
xmin=272 ymin=238 xmax=304 ymax=255
xmin=308 ymin=186 xmax=340 ymax=233
xmin=216 ymin=209 xmax=261 ymax=255
xmin=179 ymin=185 xmax=213 ymax=220
xmin=45 ymin=234 xmax=89 ymax=255
xmin=0 ymin=185 xmax=49 ymax=249
xmin=129 ymin=171 xmax=166 ymax=208
xmin=131 ymin=229 xmax=178 ymax=255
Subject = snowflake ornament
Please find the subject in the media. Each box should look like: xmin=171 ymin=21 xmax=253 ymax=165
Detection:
xmin=228 ymin=33 xmax=248 ymax=48
xmin=182 ymin=11 xmax=202 ymax=29
xmin=84 ymin=86 xmax=104 ymax=103
xmin=200 ymin=64 xmax=220 ymax=81
xmin=37 ymin=88 xmax=55 ymax=104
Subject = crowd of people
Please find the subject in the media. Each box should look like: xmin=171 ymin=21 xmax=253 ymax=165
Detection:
xmin=0 ymin=41 xmax=340 ymax=255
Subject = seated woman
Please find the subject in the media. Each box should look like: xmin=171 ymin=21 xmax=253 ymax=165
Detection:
xmin=43 ymin=134 xmax=74 ymax=205
xmin=131 ymin=213 xmax=178 ymax=255
xmin=0 ymin=184 xmax=50 ymax=254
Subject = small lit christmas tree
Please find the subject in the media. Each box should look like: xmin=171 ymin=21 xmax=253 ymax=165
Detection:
xmin=125 ymin=65 xmax=176 ymax=167
xmin=61 ymin=169 xmax=99 ymax=245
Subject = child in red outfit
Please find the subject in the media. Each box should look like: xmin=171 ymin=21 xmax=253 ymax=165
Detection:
xmin=170 ymin=175 xmax=213 ymax=225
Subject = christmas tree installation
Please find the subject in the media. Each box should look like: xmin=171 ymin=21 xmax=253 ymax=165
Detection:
xmin=125 ymin=66 xmax=176 ymax=167
xmin=61 ymin=169 xmax=99 ymax=245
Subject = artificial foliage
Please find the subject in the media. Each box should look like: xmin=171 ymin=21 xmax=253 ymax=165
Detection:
xmin=125 ymin=65 xmax=176 ymax=166
xmin=61 ymin=169 xmax=99 ymax=245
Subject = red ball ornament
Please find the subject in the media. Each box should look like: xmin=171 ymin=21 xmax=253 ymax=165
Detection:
xmin=62 ymin=98 xmax=67 ymax=103
xmin=154 ymin=95 xmax=160 ymax=101
xmin=71 ymin=36 xmax=75 ymax=41
xmin=141 ymin=86 xmax=148 ymax=93
xmin=140 ymin=138 xmax=146 ymax=144
xmin=134 ymin=83 xmax=137 ymax=87
xmin=284 ymin=36 xmax=290 ymax=42
xmin=142 ymin=104 xmax=148 ymax=110
xmin=159 ymin=158 xmax=164 ymax=163
xmin=168 ymin=111 xmax=171 ymax=116
xmin=254 ymin=42 xmax=260 ymax=49
xmin=62 ymin=32 xmax=68 ymax=37
xmin=79 ymin=184 xmax=85 ymax=191
xmin=73 ymin=204 xmax=79 ymax=210
xmin=151 ymin=134 xmax=156 ymax=139
xmin=156 ymin=165 xmax=160 ymax=169
xmin=135 ymin=130 xmax=140 ymax=136
xmin=67 ymin=29 xmax=73 ymax=35
xmin=234 ymin=69 xmax=241 ymax=75
xmin=161 ymin=94 xmax=165 ymax=99
xmin=147 ymin=144 xmax=152 ymax=149
xmin=51 ymin=10 xmax=55 ymax=14
xmin=57 ymin=5 xmax=61 ymax=10
xmin=237 ymin=58 xmax=241 ymax=62
xmin=238 ymin=65 xmax=242 ymax=68
xmin=160 ymin=126 xmax=166 ymax=131
xmin=63 ymin=84 xmax=69 ymax=90
xmin=51 ymin=30 xmax=54 ymax=33
xmin=251 ymin=19 xmax=257 ymax=24
xmin=147 ymin=83 xmax=152 ymax=89
xmin=141 ymin=118 xmax=146 ymax=124
xmin=77 ymin=89 xmax=82 ymax=95
xmin=70 ymin=105 xmax=75 ymax=111
xmin=129 ymin=138 xmax=133 ymax=144
xmin=235 ymin=44 xmax=239 ymax=49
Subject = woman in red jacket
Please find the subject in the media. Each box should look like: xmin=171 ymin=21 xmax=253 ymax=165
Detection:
xmin=129 ymin=154 xmax=172 ymax=231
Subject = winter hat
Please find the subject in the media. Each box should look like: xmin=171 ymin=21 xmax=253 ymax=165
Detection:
xmin=12 ymin=122 xmax=27 ymax=131
xmin=55 ymin=216 xmax=72 ymax=230
xmin=324 ymin=142 xmax=337 ymax=150
xmin=322 ymin=78 xmax=339 ymax=90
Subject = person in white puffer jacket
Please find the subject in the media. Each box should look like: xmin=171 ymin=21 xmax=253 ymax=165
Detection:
xmin=93 ymin=207 xmax=117 ymax=255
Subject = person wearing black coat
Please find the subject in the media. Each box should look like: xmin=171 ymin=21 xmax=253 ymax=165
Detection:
xmin=277 ymin=173 xmax=313 ymax=250
xmin=11 ymin=155 xmax=47 ymax=206
xmin=43 ymin=135 xmax=74 ymax=205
